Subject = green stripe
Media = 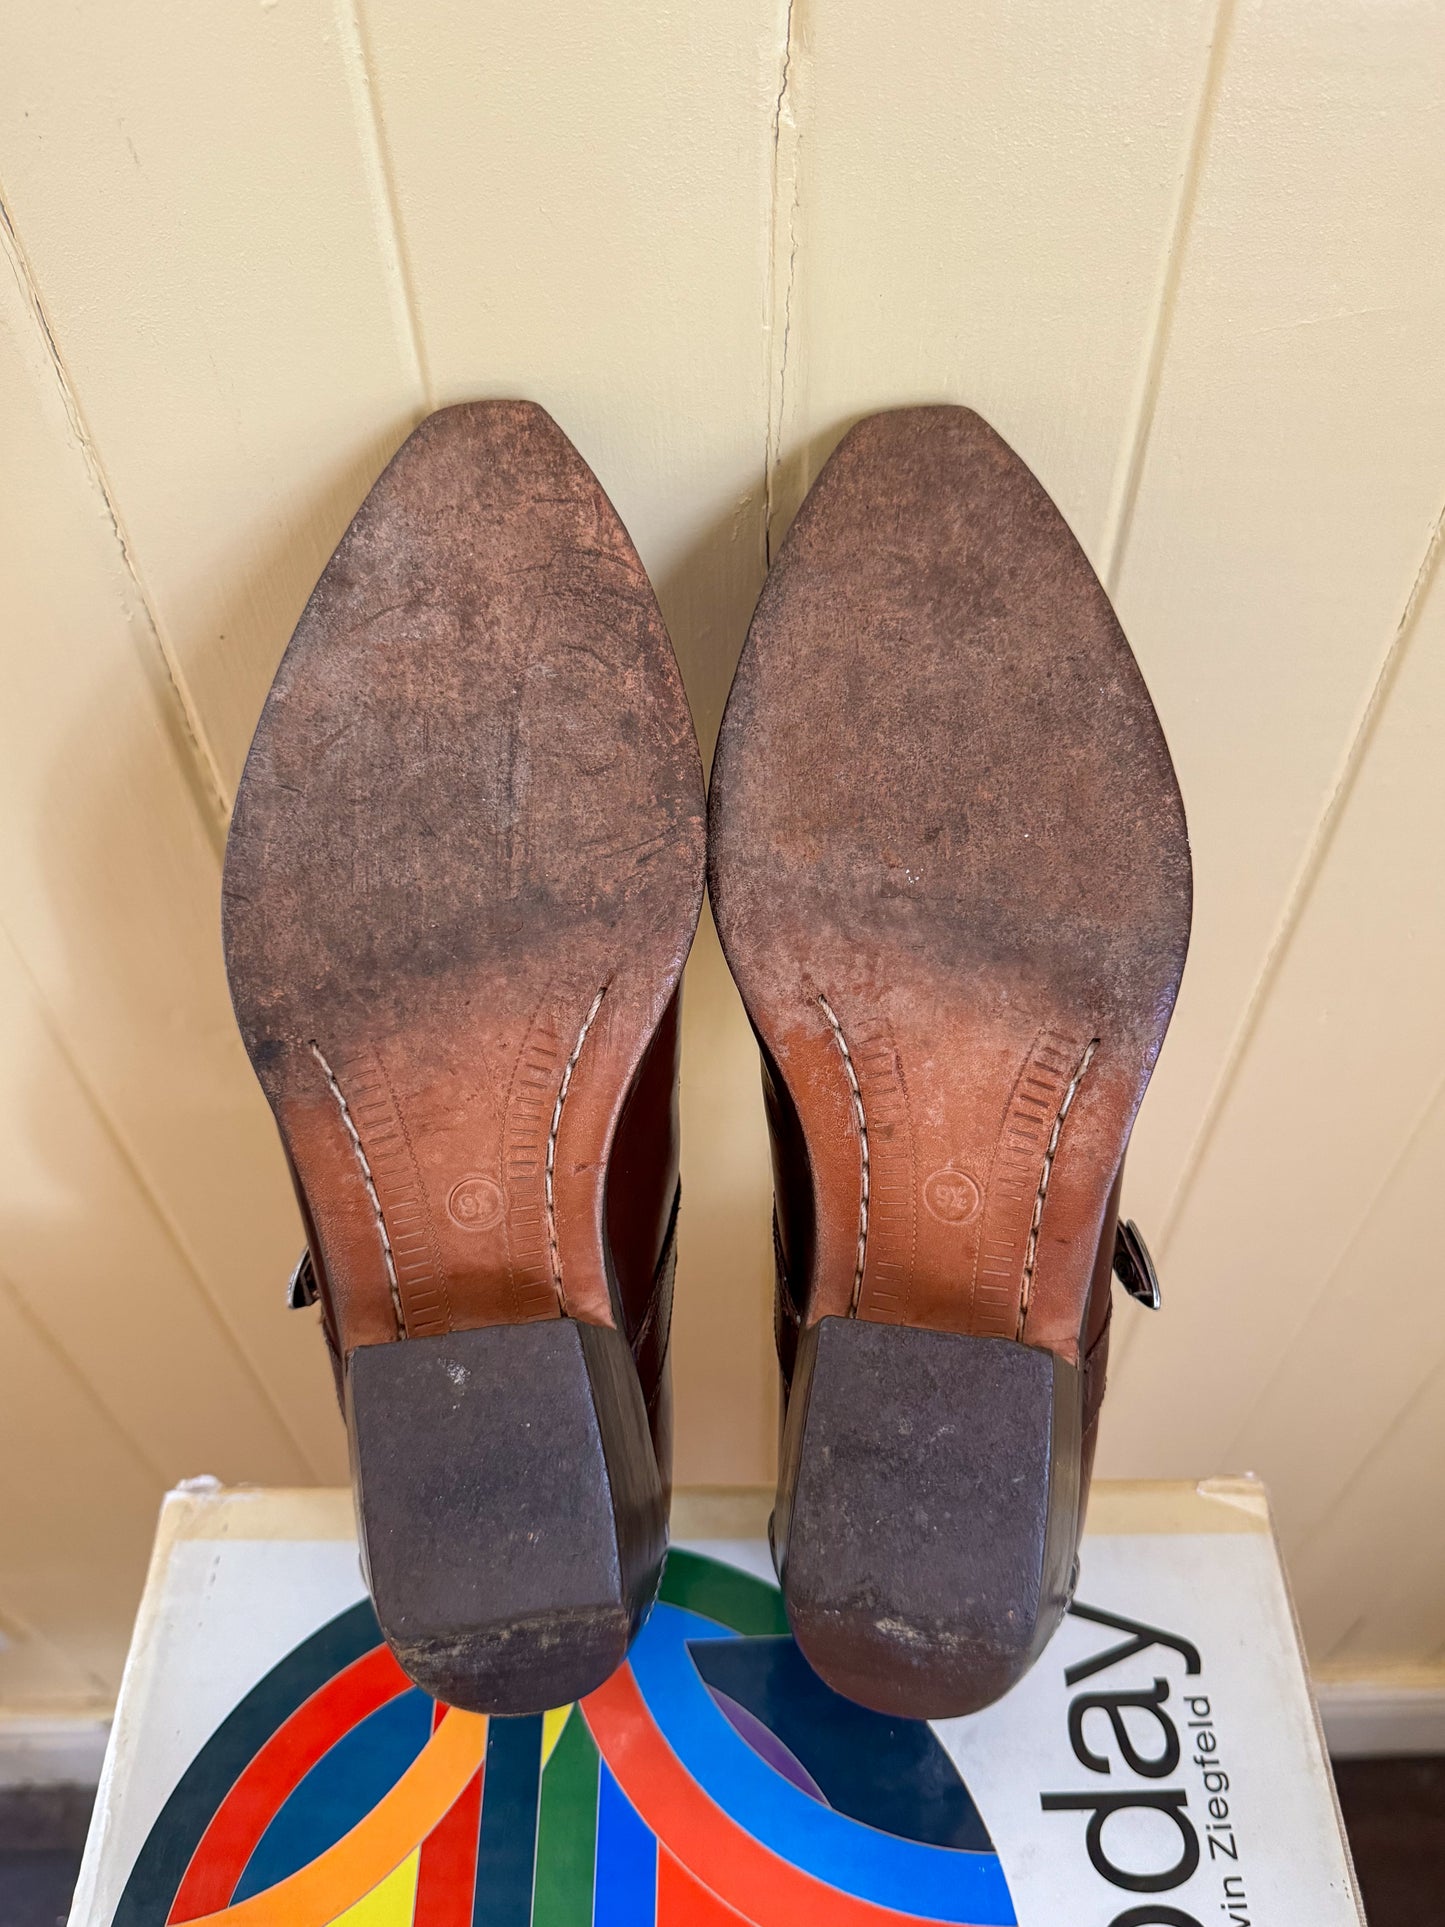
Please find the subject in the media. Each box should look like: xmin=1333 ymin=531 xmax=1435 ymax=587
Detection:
xmin=530 ymin=1705 xmax=599 ymax=1925
xmin=658 ymin=1547 xmax=789 ymax=1635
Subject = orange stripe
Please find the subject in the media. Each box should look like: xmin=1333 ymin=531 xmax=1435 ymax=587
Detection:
xmin=183 ymin=1710 xmax=489 ymax=1927
xmin=414 ymin=1702 xmax=483 ymax=1927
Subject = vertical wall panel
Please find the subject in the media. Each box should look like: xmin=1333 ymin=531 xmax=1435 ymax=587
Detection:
xmin=1101 ymin=537 xmax=1445 ymax=1480
xmin=0 ymin=201 xmax=346 ymax=1484
xmin=0 ymin=1279 xmax=160 ymax=1698
xmin=1103 ymin=0 xmax=1445 ymax=1234
xmin=1290 ymin=1356 xmax=1445 ymax=1667
xmin=670 ymin=917 xmax=780 ymax=1487
xmin=0 ymin=0 xmax=427 ymax=790
xmin=0 ymin=926 xmax=309 ymax=1485
xmin=767 ymin=0 xmax=1220 ymax=558
xmin=0 ymin=0 xmax=414 ymax=1504
xmin=0 ymin=1614 xmax=107 ymax=1715
xmin=1229 ymin=1076 xmax=1445 ymax=1562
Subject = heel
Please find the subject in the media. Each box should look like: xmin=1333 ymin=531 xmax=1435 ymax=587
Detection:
xmin=347 ymin=1319 xmax=665 ymax=1714
xmin=774 ymin=1317 xmax=1082 ymax=1719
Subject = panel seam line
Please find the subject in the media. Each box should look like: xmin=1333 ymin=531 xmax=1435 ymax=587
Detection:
xmin=0 ymin=1260 xmax=171 ymax=1495
xmin=0 ymin=916 xmax=321 ymax=1476
xmin=763 ymin=0 xmax=801 ymax=568
xmin=1100 ymin=0 xmax=1238 ymax=592
xmin=334 ymin=0 xmax=433 ymax=412
xmin=1152 ymin=490 xmax=1445 ymax=1264
xmin=0 ymin=182 xmax=230 ymax=836
xmin=1214 ymin=1052 xmax=1445 ymax=1480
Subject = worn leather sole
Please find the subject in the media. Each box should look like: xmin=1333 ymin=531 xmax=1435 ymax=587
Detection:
xmin=223 ymin=402 xmax=705 ymax=1713
xmin=709 ymin=406 xmax=1191 ymax=1718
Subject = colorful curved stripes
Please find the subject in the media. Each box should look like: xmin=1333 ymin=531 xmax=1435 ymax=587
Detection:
xmin=584 ymin=1660 xmax=1003 ymax=1927
xmin=177 ymin=1708 xmax=489 ymax=1926
xmin=170 ymin=1645 xmax=415 ymax=1920
xmin=116 ymin=1600 xmax=387 ymax=1927
xmin=621 ymin=1607 xmax=1013 ymax=1925
xmin=119 ymin=1551 xmax=1017 ymax=1927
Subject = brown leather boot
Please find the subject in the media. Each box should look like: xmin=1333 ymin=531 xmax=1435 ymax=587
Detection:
xmin=224 ymin=402 xmax=704 ymax=1715
xmin=709 ymin=406 xmax=1190 ymax=1718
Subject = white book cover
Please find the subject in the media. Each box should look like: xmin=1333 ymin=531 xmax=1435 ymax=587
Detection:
xmin=71 ymin=1479 xmax=1363 ymax=1927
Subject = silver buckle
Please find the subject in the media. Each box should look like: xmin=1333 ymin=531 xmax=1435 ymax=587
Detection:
xmin=1112 ymin=1219 xmax=1161 ymax=1310
xmin=287 ymin=1248 xmax=319 ymax=1310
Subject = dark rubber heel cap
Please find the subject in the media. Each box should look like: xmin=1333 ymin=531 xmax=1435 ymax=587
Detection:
xmin=347 ymin=1319 xmax=665 ymax=1715
xmin=774 ymin=1317 xmax=1082 ymax=1720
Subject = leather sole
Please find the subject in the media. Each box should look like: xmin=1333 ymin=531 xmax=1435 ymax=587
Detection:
xmin=223 ymin=401 xmax=705 ymax=1712
xmin=709 ymin=405 xmax=1191 ymax=1717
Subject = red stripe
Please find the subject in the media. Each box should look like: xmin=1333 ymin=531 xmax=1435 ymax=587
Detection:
xmin=413 ymin=1703 xmax=484 ymax=1925
xmin=581 ymin=1666 xmax=944 ymax=1927
xmin=657 ymin=1846 xmax=751 ymax=1924
xmin=169 ymin=1644 xmax=411 ymax=1922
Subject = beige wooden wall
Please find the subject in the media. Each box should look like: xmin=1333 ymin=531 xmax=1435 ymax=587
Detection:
xmin=1 ymin=0 xmax=1442 ymax=1714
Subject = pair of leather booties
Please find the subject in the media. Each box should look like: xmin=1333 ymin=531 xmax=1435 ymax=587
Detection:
xmin=222 ymin=402 xmax=1190 ymax=1723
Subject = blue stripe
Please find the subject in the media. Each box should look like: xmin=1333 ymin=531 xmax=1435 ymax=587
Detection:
xmin=690 ymin=1635 xmax=995 ymax=1851
xmin=593 ymin=1763 xmax=656 ymax=1926
xmin=630 ymin=1607 xmax=1015 ymax=1925
xmin=475 ymin=1715 xmax=542 ymax=1926
xmin=235 ymin=1689 xmax=433 ymax=1900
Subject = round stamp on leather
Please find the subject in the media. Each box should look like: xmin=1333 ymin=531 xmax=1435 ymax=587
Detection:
xmin=446 ymin=1176 xmax=505 ymax=1232
xmin=923 ymin=1165 xmax=982 ymax=1226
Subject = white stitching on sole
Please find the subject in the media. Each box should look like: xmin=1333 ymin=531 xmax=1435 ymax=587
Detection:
xmin=1017 ymin=1037 xmax=1099 ymax=1334
xmin=546 ymin=986 xmax=607 ymax=1304
xmin=310 ymin=1041 xmax=405 ymax=1334
xmin=818 ymin=994 xmax=869 ymax=1315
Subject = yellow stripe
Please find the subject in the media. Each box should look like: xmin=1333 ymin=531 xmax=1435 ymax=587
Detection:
xmin=328 ymin=1850 xmax=420 ymax=1927
xmin=539 ymin=1703 xmax=573 ymax=1769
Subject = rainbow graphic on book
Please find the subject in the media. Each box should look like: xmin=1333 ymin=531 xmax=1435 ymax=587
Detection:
xmin=113 ymin=1549 xmax=1015 ymax=1925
